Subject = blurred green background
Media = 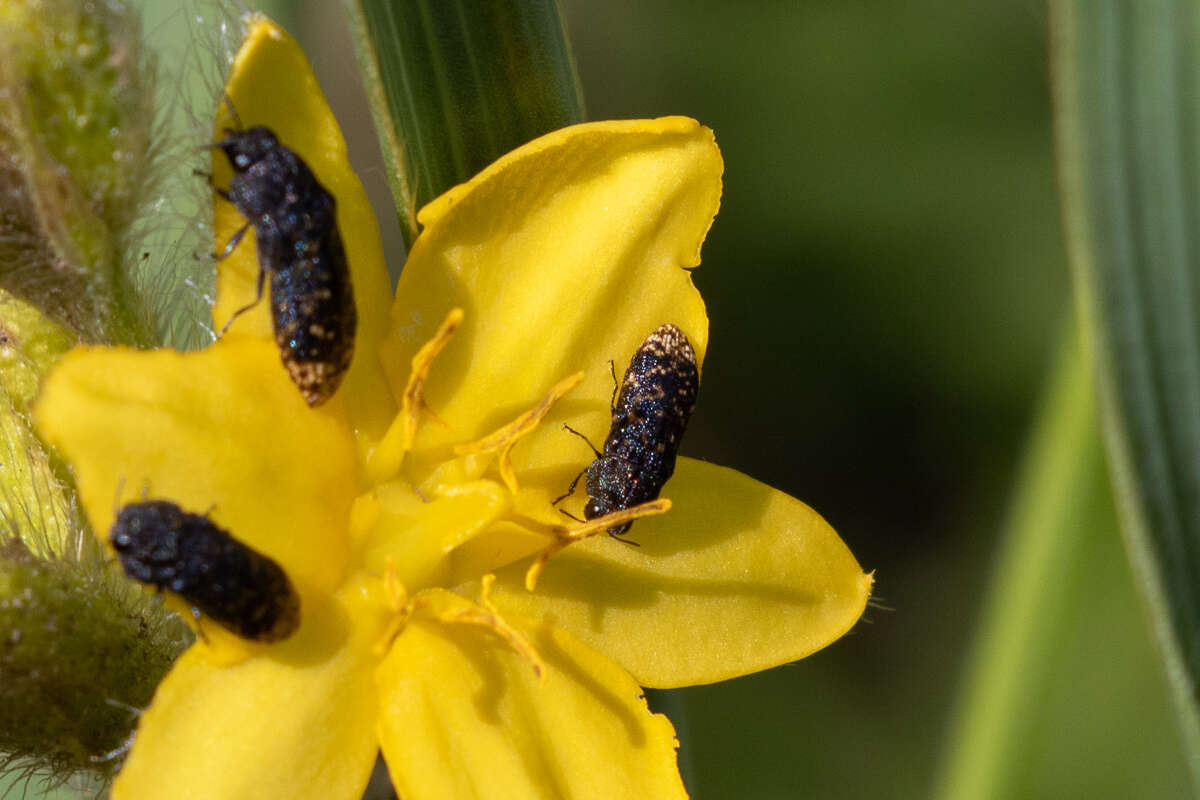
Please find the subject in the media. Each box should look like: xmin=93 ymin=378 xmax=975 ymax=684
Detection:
xmin=54 ymin=1 xmax=1188 ymax=798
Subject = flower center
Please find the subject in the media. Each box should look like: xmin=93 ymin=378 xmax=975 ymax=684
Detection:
xmin=362 ymin=308 xmax=674 ymax=596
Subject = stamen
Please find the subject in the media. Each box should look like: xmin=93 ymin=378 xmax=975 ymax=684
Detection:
xmin=372 ymin=558 xmax=412 ymax=655
xmin=402 ymin=309 xmax=464 ymax=446
xmin=383 ymin=558 xmax=409 ymax=612
xmin=420 ymin=575 xmax=546 ymax=681
xmin=524 ymin=498 xmax=672 ymax=590
xmin=368 ymin=308 xmax=464 ymax=482
xmin=375 ymin=566 xmax=545 ymax=679
xmin=454 ymin=371 xmax=584 ymax=493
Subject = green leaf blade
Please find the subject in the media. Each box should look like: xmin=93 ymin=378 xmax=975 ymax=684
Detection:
xmin=934 ymin=323 xmax=1193 ymax=798
xmin=344 ymin=0 xmax=585 ymax=246
xmin=1053 ymin=0 xmax=1200 ymax=781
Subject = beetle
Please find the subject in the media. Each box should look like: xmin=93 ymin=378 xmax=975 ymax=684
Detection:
xmin=556 ymin=323 xmax=699 ymax=537
xmin=109 ymin=500 xmax=300 ymax=642
xmin=210 ymin=120 xmax=356 ymax=406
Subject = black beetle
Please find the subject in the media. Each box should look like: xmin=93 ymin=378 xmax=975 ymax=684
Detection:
xmin=211 ymin=124 xmax=356 ymax=406
xmin=556 ymin=323 xmax=699 ymax=537
xmin=110 ymin=500 xmax=300 ymax=642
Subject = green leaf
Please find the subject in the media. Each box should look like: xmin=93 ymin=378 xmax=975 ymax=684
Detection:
xmin=1052 ymin=0 xmax=1200 ymax=782
xmin=934 ymin=324 xmax=1192 ymax=798
xmin=343 ymin=0 xmax=585 ymax=247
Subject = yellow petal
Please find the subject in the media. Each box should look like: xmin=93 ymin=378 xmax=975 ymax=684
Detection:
xmin=34 ymin=341 xmax=358 ymax=601
xmin=377 ymin=597 xmax=687 ymax=800
xmin=112 ymin=579 xmax=389 ymax=800
xmin=215 ymin=15 xmax=394 ymax=438
xmin=382 ymin=117 xmax=720 ymax=478
xmin=485 ymin=458 xmax=873 ymax=689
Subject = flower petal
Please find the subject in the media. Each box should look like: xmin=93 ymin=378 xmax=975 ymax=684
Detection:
xmin=34 ymin=341 xmax=358 ymax=601
xmin=485 ymin=458 xmax=873 ymax=688
xmin=215 ymin=15 xmax=395 ymax=437
xmin=111 ymin=579 xmax=388 ymax=800
xmin=382 ymin=117 xmax=720 ymax=476
xmin=377 ymin=596 xmax=687 ymax=800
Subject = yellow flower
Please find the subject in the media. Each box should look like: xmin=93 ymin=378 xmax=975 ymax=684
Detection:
xmin=34 ymin=16 xmax=871 ymax=800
